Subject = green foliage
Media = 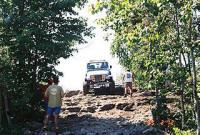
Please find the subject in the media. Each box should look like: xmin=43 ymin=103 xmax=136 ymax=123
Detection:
xmin=0 ymin=0 xmax=92 ymax=122
xmin=92 ymin=0 xmax=200 ymax=131
xmin=172 ymin=127 xmax=194 ymax=135
xmin=92 ymin=0 xmax=200 ymax=89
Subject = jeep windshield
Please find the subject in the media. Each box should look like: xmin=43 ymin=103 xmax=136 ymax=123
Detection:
xmin=87 ymin=62 xmax=109 ymax=71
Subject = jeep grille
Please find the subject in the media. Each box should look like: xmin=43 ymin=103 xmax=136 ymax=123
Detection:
xmin=91 ymin=75 xmax=105 ymax=82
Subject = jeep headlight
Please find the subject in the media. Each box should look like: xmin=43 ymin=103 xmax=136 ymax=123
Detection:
xmin=106 ymin=75 xmax=112 ymax=80
xmin=85 ymin=77 xmax=91 ymax=81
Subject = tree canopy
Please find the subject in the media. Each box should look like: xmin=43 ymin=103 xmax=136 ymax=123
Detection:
xmin=0 ymin=0 xmax=93 ymax=129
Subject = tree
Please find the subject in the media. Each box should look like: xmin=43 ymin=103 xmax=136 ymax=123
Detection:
xmin=0 ymin=0 xmax=92 ymax=122
xmin=0 ymin=47 xmax=12 ymax=129
xmin=92 ymin=0 xmax=200 ymax=133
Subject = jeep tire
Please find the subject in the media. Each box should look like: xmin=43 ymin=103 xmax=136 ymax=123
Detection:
xmin=94 ymin=88 xmax=101 ymax=95
xmin=109 ymin=81 xmax=115 ymax=95
xmin=83 ymin=83 xmax=89 ymax=95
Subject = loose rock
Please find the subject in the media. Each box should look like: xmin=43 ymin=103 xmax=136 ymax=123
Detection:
xmin=99 ymin=104 xmax=115 ymax=111
xmin=66 ymin=107 xmax=81 ymax=112
xmin=116 ymin=103 xmax=129 ymax=110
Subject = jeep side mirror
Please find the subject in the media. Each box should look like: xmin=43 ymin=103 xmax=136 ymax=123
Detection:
xmin=110 ymin=65 xmax=112 ymax=69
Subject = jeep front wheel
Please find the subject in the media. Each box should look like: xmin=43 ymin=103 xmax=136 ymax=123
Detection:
xmin=109 ymin=82 xmax=115 ymax=95
xmin=83 ymin=83 xmax=89 ymax=95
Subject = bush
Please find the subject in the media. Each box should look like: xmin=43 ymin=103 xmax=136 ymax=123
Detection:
xmin=172 ymin=127 xmax=194 ymax=135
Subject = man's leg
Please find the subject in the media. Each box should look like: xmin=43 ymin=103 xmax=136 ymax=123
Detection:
xmin=54 ymin=114 xmax=59 ymax=129
xmin=43 ymin=115 xmax=49 ymax=128
xmin=129 ymin=83 xmax=133 ymax=97
xmin=43 ymin=107 xmax=52 ymax=129
xmin=129 ymin=87 xmax=133 ymax=97
xmin=54 ymin=107 xmax=61 ymax=129
xmin=124 ymin=86 xmax=128 ymax=97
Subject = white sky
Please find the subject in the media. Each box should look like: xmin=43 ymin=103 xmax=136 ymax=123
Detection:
xmin=56 ymin=2 xmax=123 ymax=90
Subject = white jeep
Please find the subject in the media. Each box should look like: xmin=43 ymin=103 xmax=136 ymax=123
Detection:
xmin=83 ymin=60 xmax=115 ymax=95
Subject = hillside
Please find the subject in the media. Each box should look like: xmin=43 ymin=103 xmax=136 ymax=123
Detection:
xmin=23 ymin=90 xmax=178 ymax=135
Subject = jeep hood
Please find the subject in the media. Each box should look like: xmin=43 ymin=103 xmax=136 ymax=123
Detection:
xmin=87 ymin=70 xmax=110 ymax=76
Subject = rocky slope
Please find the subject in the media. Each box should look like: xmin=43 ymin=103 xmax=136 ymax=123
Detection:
xmin=24 ymin=90 xmax=170 ymax=135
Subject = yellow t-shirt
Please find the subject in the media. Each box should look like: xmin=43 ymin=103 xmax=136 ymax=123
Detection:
xmin=45 ymin=84 xmax=64 ymax=108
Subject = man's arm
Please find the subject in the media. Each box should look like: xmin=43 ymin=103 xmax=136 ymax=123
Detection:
xmin=45 ymin=87 xmax=49 ymax=97
xmin=60 ymin=88 xmax=64 ymax=98
xmin=132 ymin=72 xmax=135 ymax=81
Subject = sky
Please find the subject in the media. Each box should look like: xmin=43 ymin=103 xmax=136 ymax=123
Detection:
xmin=56 ymin=2 xmax=123 ymax=90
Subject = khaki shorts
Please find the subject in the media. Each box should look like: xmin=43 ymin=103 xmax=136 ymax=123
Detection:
xmin=125 ymin=82 xmax=132 ymax=88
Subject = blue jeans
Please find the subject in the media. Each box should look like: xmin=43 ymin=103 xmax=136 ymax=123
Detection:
xmin=47 ymin=106 xmax=61 ymax=115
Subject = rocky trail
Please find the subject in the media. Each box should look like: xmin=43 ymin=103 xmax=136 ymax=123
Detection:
xmin=24 ymin=91 xmax=173 ymax=135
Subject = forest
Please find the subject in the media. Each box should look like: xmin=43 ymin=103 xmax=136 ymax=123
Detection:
xmin=0 ymin=0 xmax=200 ymax=135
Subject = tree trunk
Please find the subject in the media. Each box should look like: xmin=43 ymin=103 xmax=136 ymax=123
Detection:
xmin=175 ymin=5 xmax=186 ymax=128
xmin=155 ymin=85 xmax=160 ymax=125
xmin=2 ymin=88 xmax=11 ymax=126
xmin=191 ymin=47 xmax=200 ymax=135
xmin=180 ymin=84 xmax=185 ymax=129
xmin=188 ymin=9 xmax=200 ymax=134
xmin=179 ymin=54 xmax=185 ymax=129
xmin=187 ymin=53 xmax=196 ymax=120
xmin=0 ymin=87 xmax=3 ymax=129
xmin=0 ymin=85 xmax=11 ymax=128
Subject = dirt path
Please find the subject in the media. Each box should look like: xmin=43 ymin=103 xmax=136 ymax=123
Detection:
xmin=24 ymin=91 xmax=167 ymax=135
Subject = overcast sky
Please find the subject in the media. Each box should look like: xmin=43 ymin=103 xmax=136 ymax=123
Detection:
xmin=56 ymin=2 xmax=123 ymax=90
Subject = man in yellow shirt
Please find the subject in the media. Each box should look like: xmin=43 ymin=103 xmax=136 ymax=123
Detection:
xmin=43 ymin=76 xmax=64 ymax=130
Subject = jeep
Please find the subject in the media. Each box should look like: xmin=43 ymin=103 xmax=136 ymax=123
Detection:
xmin=83 ymin=60 xmax=115 ymax=95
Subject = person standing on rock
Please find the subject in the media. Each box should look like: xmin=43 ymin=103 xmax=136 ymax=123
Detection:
xmin=123 ymin=69 xmax=134 ymax=97
xmin=43 ymin=76 xmax=64 ymax=130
